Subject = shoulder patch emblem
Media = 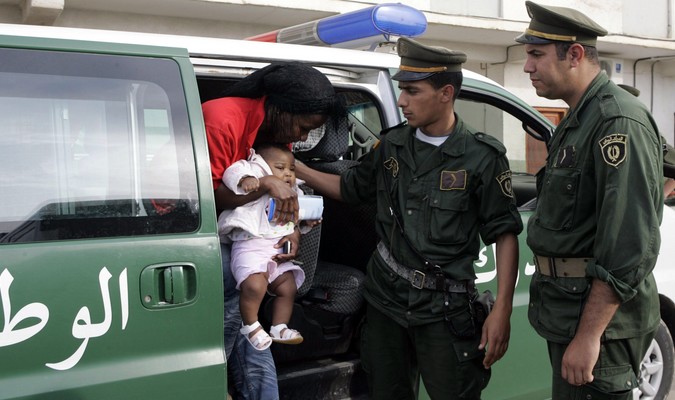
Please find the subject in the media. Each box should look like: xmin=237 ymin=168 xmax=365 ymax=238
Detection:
xmin=496 ymin=170 xmax=514 ymax=198
xmin=383 ymin=157 xmax=399 ymax=178
xmin=599 ymin=134 xmax=628 ymax=167
xmin=440 ymin=170 xmax=467 ymax=190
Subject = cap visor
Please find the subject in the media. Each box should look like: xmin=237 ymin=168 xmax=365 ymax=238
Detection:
xmin=515 ymin=33 xmax=554 ymax=45
xmin=392 ymin=70 xmax=436 ymax=81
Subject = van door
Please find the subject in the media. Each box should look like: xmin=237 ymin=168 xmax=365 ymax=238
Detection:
xmin=0 ymin=42 xmax=225 ymax=399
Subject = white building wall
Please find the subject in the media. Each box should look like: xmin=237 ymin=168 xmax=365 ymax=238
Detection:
xmin=0 ymin=0 xmax=673 ymax=144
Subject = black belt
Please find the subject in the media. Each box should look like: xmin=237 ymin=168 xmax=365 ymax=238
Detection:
xmin=376 ymin=242 xmax=469 ymax=293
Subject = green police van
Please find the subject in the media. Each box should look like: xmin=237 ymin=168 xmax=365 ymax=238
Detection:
xmin=1 ymin=22 xmax=674 ymax=400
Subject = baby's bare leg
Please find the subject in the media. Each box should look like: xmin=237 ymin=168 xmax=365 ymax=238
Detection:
xmin=268 ymin=271 xmax=297 ymax=325
xmin=239 ymin=272 xmax=269 ymax=330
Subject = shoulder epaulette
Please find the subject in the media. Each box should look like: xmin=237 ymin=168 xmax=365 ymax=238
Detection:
xmin=598 ymin=93 xmax=622 ymax=119
xmin=473 ymin=131 xmax=506 ymax=155
xmin=380 ymin=121 xmax=408 ymax=136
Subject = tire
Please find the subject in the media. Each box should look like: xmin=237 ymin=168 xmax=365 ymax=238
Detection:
xmin=638 ymin=320 xmax=674 ymax=399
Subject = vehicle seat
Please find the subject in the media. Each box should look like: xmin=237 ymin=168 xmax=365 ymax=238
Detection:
xmin=295 ymin=117 xmax=378 ymax=269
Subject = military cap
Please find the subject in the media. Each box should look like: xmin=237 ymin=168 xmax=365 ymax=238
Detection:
xmin=392 ymin=37 xmax=467 ymax=81
xmin=515 ymin=1 xmax=608 ymax=47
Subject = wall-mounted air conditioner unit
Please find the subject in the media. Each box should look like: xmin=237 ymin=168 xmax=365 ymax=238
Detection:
xmin=599 ymin=57 xmax=624 ymax=83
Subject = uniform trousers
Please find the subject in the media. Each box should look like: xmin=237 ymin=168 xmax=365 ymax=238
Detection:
xmin=547 ymin=328 xmax=656 ymax=400
xmin=360 ymin=303 xmax=490 ymax=400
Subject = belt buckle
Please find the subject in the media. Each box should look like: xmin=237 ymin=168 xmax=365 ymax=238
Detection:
xmin=411 ymin=270 xmax=425 ymax=289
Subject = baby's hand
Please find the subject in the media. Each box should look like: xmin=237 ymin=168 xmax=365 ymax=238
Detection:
xmin=239 ymin=176 xmax=260 ymax=193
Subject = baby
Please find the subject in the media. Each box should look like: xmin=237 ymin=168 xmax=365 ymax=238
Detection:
xmin=218 ymin=143 xmax=320 ymax=351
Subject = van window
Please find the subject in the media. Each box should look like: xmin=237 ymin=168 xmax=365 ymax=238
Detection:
xmin=455 ymin=98 xmax=528 ymax=174
xmin=0 ymin=48 xmax=198 ymax=243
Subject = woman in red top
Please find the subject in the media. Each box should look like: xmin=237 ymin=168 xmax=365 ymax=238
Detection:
xmin=202 ymin=62 xmax=343 ymax=400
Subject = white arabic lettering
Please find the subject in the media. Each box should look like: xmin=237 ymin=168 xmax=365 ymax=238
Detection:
xmin=475 ymin=245 xmax=497 ymax=284
xmin=0 ymin=269 xmax=49 ymax=347
xmin=474 ymin=244 xmax=535 ymax=287
xmin=46 ymin=267 xmax=128 ymax=371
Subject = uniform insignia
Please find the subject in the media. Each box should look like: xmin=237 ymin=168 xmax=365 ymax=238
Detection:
xmin=554 ymin=145 xmax=576 ymax=168
xmin=383 ymin=157 xmax=399 ymax=178
xmin=496 ymin=170 xmax=514 ymax=198
xmin=599 ymin=134 xmax=627 ymax=167
xmin=440 ymin=170 xmax=467 ymax=190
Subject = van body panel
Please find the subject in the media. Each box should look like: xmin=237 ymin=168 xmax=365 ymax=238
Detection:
xmin=0 ymin=33 xmax=225 ymax=400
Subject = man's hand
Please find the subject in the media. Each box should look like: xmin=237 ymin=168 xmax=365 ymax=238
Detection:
xmin=561 ymin=335 xmax=600 ymax=385
xmin=479 ymin=301 xmax=512 ymax=368
xmin=273 ymin=228 xmax=301 ymax=263
xmin=560 ymin=279 xmax=619 ymax=386
xmin=260 ymin=175 xmax=299 ymax=225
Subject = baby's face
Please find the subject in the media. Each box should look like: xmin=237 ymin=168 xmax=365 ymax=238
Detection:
xmin=263 ymin=148 xmax=296 ymax=187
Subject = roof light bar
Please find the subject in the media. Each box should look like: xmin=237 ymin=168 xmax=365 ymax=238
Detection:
xmin=246 ymin=3 xmax=427 ymax=49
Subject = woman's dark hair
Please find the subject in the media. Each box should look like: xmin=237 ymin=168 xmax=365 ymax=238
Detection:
xmin=221 ymin=62 xmax=345 ymax=121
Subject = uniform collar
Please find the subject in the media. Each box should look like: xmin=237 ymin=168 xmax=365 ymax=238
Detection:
xmin=560 ymin=71 xmax=609 ymax=130
xmin=387 ymin=114 xmax=468 ymax=157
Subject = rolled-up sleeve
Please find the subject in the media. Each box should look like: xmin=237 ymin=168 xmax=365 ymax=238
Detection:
xmin=589 ymin=118 xmax=663 ymax=303
xmin=478 ymin=155 xmax=523 ymax=245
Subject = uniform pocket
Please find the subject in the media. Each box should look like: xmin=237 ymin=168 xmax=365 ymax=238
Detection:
xmin=529 ymin=274 xmax=591 ymax=338
xmin=587 ymin=363 xmax=637 ymax=396
xmin=535 ymin=167 xmax=580 ymax=231
xmin=444 ymin=293 xmax=476 ymax=338
xmin=427 ymin=190 xmax=469 ymax=245
xmin=452 ymin=337 xmax=491 ymax=398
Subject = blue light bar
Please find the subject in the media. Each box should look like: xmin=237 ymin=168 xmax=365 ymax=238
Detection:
xmin=317 ymin=4 xmax=426 ymax=45
xmin=246 ymin=3 xmax=427 ymax=49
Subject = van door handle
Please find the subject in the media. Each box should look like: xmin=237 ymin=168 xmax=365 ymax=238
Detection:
xmin=140 ymin=264 xmax=196 ymax=308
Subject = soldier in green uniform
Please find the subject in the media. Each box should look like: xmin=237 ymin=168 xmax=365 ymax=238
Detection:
xmin=296 ymin=38 xmax=523 ymax=399
xmin=516 ymin=2 xmax=664 ymax=398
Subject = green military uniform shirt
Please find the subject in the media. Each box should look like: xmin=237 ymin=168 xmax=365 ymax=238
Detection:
xmin=527 ymin=72 xmax=664 ymax=343
xmin=340 ymin=116 xmax=523 ymax=327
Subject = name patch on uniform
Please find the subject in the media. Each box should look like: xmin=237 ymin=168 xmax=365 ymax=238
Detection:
xmin=599 ymin=134 xmax=627 ymax=167
xmin=440 ymin=170 xmax=466 ymax=190
xmin=383 ymin=157 xmax=399 ymax=178
xmin=496 ymin=170 xmax=514 ymax=198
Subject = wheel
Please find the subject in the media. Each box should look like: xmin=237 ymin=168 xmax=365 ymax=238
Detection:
xmin=638 ymin=320 xmax=674 ymax=399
